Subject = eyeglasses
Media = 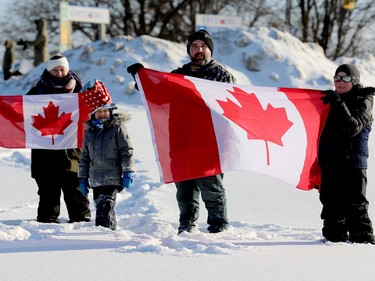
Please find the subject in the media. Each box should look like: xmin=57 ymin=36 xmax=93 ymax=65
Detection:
xmin=333 ymin=75 xmax=353 ymax=83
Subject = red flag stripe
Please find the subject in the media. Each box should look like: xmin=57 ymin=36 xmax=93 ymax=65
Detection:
xmin=279 ymin=87 xmax=328 ymax=189
xmin=138 ymin=69 xmax=222 ymax=183
xmin=78 ymin=96 xmax=91 ymax=148
xmin=0 ymin=96 xmax=25 ymax=148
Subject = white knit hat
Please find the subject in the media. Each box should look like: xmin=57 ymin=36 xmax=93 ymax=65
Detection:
xmin=46 ymin=54 xmax=69 ymax=72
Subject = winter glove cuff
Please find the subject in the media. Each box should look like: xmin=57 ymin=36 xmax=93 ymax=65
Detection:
xmin=122 ymin=172 xmax=135 ymax=189
xmin=79 ymin=178 xmax=90 ymax=196
xmin=320 ymin=90 xmax=341 ymax=105
xmin=127 ymin=63 xmax=144 ymax=79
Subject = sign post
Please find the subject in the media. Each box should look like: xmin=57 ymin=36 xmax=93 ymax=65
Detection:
xmin=60 ymin=2 xmax=72 ymax=52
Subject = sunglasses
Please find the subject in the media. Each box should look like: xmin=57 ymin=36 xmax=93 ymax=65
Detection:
xmin=333 ymin=75 xmax=353 ymax=83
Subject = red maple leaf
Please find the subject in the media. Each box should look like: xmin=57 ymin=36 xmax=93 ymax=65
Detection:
xmin=31 ymin=101 xmax=73 ymax=145
xmin=217 ymin=87 xmax=293 ymax=165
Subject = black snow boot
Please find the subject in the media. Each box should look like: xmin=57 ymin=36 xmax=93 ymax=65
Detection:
xmin=322 ymin=219 xmax=348 ymax=242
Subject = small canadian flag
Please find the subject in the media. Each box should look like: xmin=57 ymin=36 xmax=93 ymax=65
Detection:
xmin=0 ymin=94 xmax=90 ymax=149
xmin=136 ymin=68 xmax=329 ymax=190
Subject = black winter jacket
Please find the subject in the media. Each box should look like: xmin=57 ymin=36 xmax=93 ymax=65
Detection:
xmin=172 ymin=60 xmax=236 ymax=83
xmin=318 ymin=86 xmax=375 ymax=169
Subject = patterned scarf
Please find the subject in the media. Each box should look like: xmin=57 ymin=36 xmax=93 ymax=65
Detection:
xmin=39 ymin=70 xmax=77 ymax=94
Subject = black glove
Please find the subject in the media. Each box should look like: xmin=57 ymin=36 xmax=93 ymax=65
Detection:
xmin=127 ymin=63 xmax=144 ymax=91
xmin=320 ymin=90 xmax=341 ymax=105
xmin=127 ymin=63 xmax=144 ymax=80
xmin=17 ymin=39 xmax=28 ymax=50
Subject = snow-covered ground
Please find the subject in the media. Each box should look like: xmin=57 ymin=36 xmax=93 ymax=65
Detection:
xmin=1 ymin=27 xmax=375 ymax=281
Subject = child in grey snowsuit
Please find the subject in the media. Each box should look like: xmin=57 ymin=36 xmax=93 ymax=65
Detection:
xmin=78 ymin=80 xmax=135 ymax=230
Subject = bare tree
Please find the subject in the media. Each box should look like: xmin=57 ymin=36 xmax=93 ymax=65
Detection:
xmin=316 ymin=0 xmax=338 ymax=51
xmin=298 ymin=0 xmax=316 ymax=41
xmin=0 ymin=0 xmax=374 ymax=61
xmin=220 ymin=0 xmax=283 ymax=28
xmin=291 ymin=0 xmax=375 ymax=59
xmin=331 ymin=1 xmax=374 ymax=59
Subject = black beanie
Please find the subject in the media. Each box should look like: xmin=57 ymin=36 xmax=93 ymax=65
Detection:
xmin=335 ymin=64 xmax=360 ymax=85
xmin=187 ymin=29 xmax=214 ymax=55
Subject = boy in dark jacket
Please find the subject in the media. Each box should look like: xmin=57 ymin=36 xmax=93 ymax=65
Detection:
xmin=78 ymin=80 xmax=135 ymax=230
xmin=319 ymin=64 xmax=375 ymax=244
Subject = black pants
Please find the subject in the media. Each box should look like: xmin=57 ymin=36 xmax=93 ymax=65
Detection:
xmin=320 ymin=165 xmax=373 ymax=238
xmin=175 ymin=174 xmax=228 ymax=228
xmin=3 ymin=69 xmax=11 ymax=80
xmin=93 ymin=186 xmax=118 ymax=230
xmin=35 ymin=172 xmax=91 ymax=223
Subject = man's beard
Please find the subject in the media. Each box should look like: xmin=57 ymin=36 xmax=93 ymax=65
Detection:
xmin=191 ymin=52 xmax=210 ymax=66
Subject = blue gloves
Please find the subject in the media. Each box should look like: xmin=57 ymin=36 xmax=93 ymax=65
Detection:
xmin=321 ymin=90 xmax=341 ymax=105
xmin=122 ymin=172 xmax=135 ymax=189
xmin=79 ymin=178 xmax=90 ymax=196
xmin=79 ymin=173 xmax=134 ymax=195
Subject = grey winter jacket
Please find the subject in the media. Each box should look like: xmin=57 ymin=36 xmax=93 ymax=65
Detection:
xmin=78 ymin=113 xmax=135 ymax=188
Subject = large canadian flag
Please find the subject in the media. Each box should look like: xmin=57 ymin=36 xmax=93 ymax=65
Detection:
xmin=0 ymin=94 xmax=90 ymax=149
xmin=136 ymin=68 xmax=329 ymax=190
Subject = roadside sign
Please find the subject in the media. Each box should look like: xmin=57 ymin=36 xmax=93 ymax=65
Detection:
xmin=196 ymin=14 xmax=242 ymax=30
xmin=59 ymin=1 xmax=110 ymax=52
xmin=65 ymin=4 xmax=110 ymax=24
